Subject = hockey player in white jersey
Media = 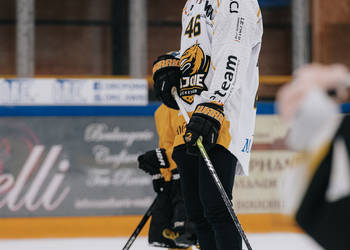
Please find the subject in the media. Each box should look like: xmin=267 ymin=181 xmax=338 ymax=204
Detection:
xmin=153 ymin=0 xmax=263 ymax=249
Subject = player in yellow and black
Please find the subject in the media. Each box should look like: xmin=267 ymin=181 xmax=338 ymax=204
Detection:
xmin=137 ymin=104 xmax=197 ymax=250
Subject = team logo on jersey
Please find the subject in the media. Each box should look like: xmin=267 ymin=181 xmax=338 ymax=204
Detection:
xmin=204 ymin=1 xmax=214 ymax=20
xmin=209 ymin=55 xmax=238 ymax=101
xmin=179 ymin=43 xmax=210 ymax=104
xmin=183 ymin=2 xmax=194 ymax=16
xmin=229 ymin=0 xmax=239 ymax=14
xmin=234 ymin=17 xmax=245 ymax=43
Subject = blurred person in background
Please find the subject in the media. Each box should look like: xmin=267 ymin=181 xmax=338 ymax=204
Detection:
xmin=277 ymin=64 xmax=350 ymax=250
xmin=152 ymin=0 xmax=263 ymax=249
xmin=138 ymin=103 xmax=197 ymax=250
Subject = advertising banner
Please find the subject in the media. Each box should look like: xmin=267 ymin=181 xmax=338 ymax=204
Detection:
xmin=0 ymin=114 xmax=303 ymax=219
xmin=2 ymin=111 xmax=339 ymax=236
xmin=0 ymin=78 xmax=148 ymax=105
xmin=0 ymin=116 xmax=157 ymax=217
xmin=230 ymin=115 xmax=308 ymax=232
xmin=233 ymin=115 xmax=303 ymax=215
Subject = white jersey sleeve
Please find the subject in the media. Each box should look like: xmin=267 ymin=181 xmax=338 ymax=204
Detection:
xmin=203 ymin=0 xmax=263 ymax=104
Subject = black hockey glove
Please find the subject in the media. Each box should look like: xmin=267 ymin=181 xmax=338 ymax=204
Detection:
xmin=153 ymin=53 xmax=181 ymax=110
xmin=137 ymin=148 xmax=170 ymax=193
xmin=183 ymin=102 xmax=224 ymax=155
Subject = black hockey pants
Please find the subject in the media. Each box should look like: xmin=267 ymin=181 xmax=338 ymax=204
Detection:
xmin=172 ymin=144 xmax=242 ymax=250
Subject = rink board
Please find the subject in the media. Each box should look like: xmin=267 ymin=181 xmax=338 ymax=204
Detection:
xmin=0 ymin=214 xmax=300 ymax=239
xmin=0 ymin=103 xmax=348 ymax=238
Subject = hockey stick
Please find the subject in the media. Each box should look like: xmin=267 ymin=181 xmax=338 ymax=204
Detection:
xmin=122 ymin=196 xmax=158 ymax=250
xmin=171 ymin=87 xmax=253 ymax=250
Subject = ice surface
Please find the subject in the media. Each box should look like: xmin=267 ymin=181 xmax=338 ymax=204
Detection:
xmin=0 ymin=233 xmax=323 ymax=250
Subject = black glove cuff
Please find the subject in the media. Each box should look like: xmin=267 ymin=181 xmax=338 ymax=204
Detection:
xmin=193 ymin=102 xmax=224 ymax=128
xmin=137 ymin=148 xmax=169 ymax=175
xmin=152 ymin=55 xmax=180 ymax=80
xmin=155 ymin=148 xmax=170 ymax=168
xmin=183 ymin=102 xmax=224 ymax=154
xmin=152 ymin=53 xmax=181 ymax=110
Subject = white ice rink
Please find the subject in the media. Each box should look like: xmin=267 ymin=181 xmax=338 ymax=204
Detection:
xmin=0 ymin=233 xmax=323 ymax=250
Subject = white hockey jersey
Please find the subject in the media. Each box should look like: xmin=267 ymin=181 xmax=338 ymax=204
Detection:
xmin=173 ymin=0 xmax=263 ymax=175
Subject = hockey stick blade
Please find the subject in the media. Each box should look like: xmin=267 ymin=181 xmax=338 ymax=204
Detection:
xmin=122 ymin=196 xmax=158 ymax=250
xmin=171 ymin=87 xmax=253 ymax=250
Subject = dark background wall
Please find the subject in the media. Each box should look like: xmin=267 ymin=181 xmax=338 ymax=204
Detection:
xmin=313 ymin=0 xmax=350 ymax=67
xmin=0 ymin=0 xmax=113 ymax=76
xmin=4 ymin=0 xmax=349 ymax=85
xmin=0 ymin=0 xmax=293 ymax=77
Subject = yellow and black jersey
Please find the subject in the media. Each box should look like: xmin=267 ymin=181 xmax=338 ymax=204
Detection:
xmin=155 ymin=104 xmax=180 ymax=181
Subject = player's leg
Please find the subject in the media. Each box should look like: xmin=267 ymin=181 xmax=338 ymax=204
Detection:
xmin=169 ymin=173 xmax=197 ymax=247
xmin=173 ymin=145 xmax=217 ymax=250
xmin=198 ymin=145 xmax=242 ymax=250
xmin=148 ymin=186 xmax=174 ymax=247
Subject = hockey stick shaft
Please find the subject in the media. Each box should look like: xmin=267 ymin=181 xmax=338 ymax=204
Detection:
xmin=196 ymin=140 xmax=252 ymax=250
xmin=122 ymin=196 xmax=158 ymax=250
xmin=171 ymin=87 xmax=253 ymax=250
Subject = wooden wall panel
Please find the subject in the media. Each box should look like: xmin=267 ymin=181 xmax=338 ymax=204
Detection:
xmin=313 ymin=0 xmax=350 ymax=66
xmin=35 ymin=26 xmax=112 ymax=75
xmin=259 ymin=29 xmax=292 ymax=75
xmin=0 ymin=0 xmax=112 ymax=76
xmin=0 ymin=0 xmax=15 ymax=74
xmin=0 ymin=26 xmax=15 ymax=74
xmin=36 ymin=0 xmax=112 ymax=21
xmin=0 ymin=0 xmax=15 ymax=19
xmin=148 ymin=0 xmax=186 ymax=22
xmin=0 ymin=0 xmax=294 ymax=78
